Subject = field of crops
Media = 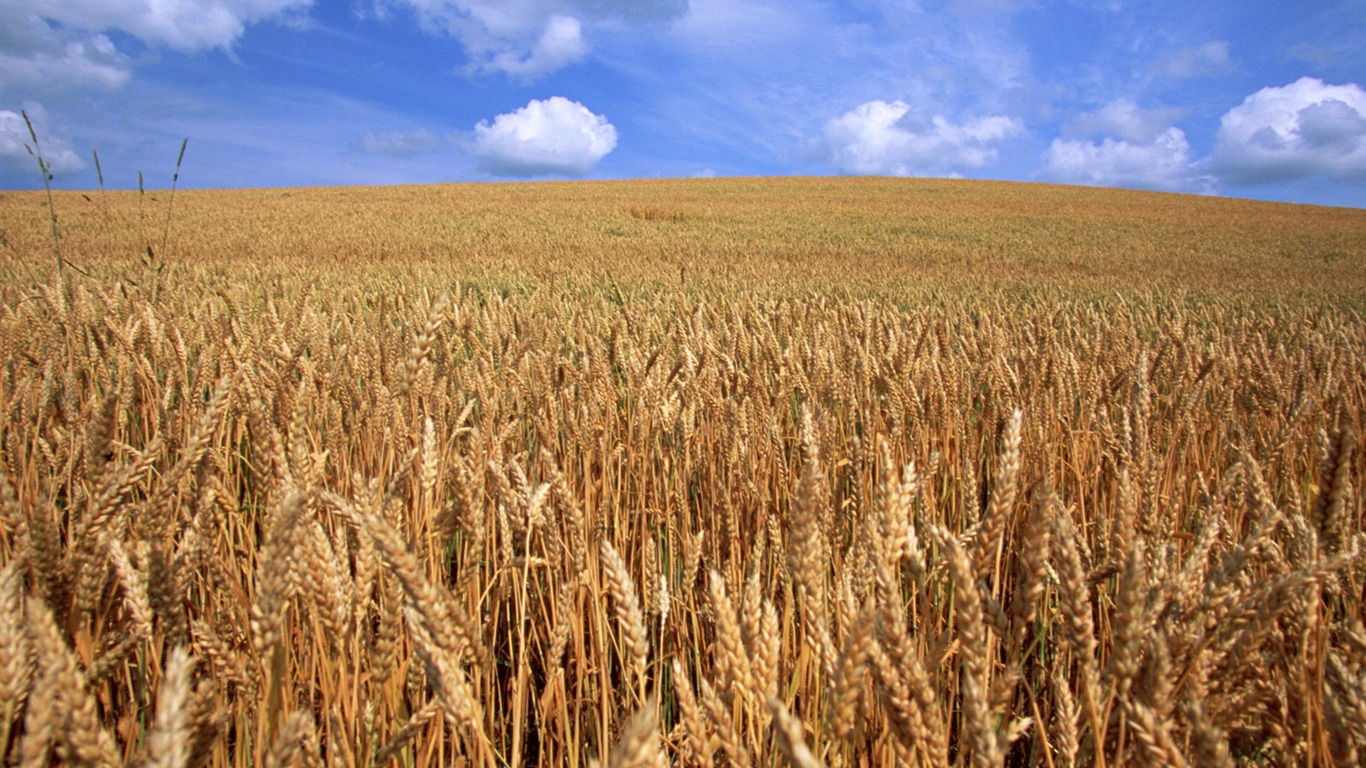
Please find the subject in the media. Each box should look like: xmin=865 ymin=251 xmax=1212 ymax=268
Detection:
xmin=0 ymin=177 xmax=1364 ymax=767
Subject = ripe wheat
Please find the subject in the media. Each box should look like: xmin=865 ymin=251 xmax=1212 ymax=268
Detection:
xmin=0 ymin=177 xmax=1362 ymax=766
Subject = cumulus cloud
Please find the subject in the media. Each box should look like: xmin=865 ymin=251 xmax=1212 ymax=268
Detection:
xmin=0 ymin=11 xmax=132 ymax=92
xmin=18 ymin=0 xmax=312 ymax=52
xmin=1040 ymin=99 xmax=1213 ymax=193
xmin=1042 ymin=130 xmax=1211 ymax=193
xmin=0 ymin=106 xmax=86 ymax=177
xmin=357 ymin=128 xmax=444 ymax=156
xmin=1208 ymin=78 xmax=1366 ymax=186
xmin=384 ymin=0 xmax=685 ymax=78
xmin=817 ymin=100 xmax=1023 ymax=176
xmin=470 ymin=96 xmax=616 ymax=176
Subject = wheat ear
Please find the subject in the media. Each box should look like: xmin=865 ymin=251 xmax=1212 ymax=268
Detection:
xmin=769 ymin=696 xmax=828 ymax=768
xmin=670 ymin=658 xmax=714 ymax=768
xmin=601 ymin=539 xmax=650 ymax=688
xmin=145 ymin=647 xmax=196 ymax=768
xmin=599 ymin=697 xmax=666 ymax=768
xmin=934 ymin=525 xmax=1002 ymax=767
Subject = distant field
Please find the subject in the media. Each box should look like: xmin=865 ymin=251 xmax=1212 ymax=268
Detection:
xmin=3 ymin=177 xmax=1365 ymax=302
xmin=0 ymin=178 xmax=1364 ymax=767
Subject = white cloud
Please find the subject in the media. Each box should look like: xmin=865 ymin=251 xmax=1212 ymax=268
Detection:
xmin=0 ymin=106 xmax=86 ymax=178
xmin=1040 ymin=98 xmax=1214 ymax=193
xmin=470 ymin=96 xmax=616 ymax=176
xmin=1042 ymin=129 xmax=1212 ymax=193
xmin=1208 ymin=78 xmax=1366 ymax=186
xmin=357 ymin=128 xmax=444 ymax=156
xmin=385 ymin=0 xmax=685 ymax=78
xmin=817 ymin=100 xmax=1023 ymax=176
xmin=484 ymin=14 xmax=586 ymax=79
xmin=0 ymin=10 xmax=133 ymax=92
xmin=0 ymin=0 xmax=309 ymax=94
xmin=18 ymin=0 xmax=313 ymax=52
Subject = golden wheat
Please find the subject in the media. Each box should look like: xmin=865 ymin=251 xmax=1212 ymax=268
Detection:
xmin=0 ymin=177 xmax=1362 ymax=766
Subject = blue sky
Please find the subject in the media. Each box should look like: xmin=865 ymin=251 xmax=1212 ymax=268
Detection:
xmin=2 ymin=1 xmax=1365 ymax=207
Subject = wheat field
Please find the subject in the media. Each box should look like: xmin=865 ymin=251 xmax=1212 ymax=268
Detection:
xmin=0 ymin=177 xmax=1364 ymax=767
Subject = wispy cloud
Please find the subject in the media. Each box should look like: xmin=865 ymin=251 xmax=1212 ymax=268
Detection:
xmin=1063 ymin=99 xmax=1185 ymax=143
xmin=357 ymin=128 xmax=445 ymax=157
xmin=379 ymin=0 xmax=686 ymax=79
xmin=622 ymin=0 xmax=1036 ymax=178
xmin=1156 ymin=41 xmax=1233 ymax=79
